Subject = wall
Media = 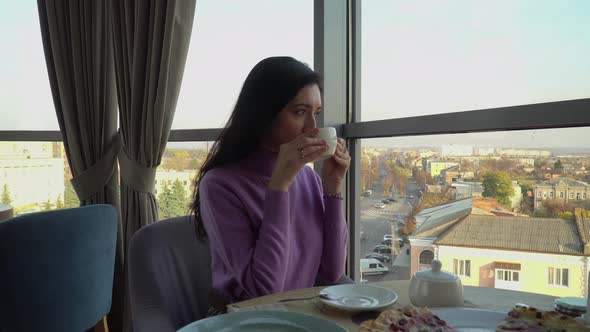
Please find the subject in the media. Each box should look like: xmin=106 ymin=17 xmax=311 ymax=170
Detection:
xmin=437 ymin=245 xmax=585 ymax=298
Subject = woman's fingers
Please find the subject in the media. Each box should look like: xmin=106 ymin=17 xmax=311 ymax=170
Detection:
xmin=302 ymin=146 xmax=328 ymax=161
xmin=331 ymin=154 xmax=350 ymax=166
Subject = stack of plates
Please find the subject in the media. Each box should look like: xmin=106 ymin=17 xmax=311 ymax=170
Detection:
xmin=555 ymin=297 xmax=586 ymax=317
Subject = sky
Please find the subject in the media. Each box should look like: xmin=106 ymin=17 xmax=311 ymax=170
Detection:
xmin=1 ymin=0 xmax=589 ymax=149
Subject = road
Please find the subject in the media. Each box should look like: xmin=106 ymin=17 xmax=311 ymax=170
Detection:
xmin=359 ymin=171 xmax=423 ymax=282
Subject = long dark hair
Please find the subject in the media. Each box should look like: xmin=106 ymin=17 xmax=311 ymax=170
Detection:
xmin=190 ymin=57 xmax=321 ymax=237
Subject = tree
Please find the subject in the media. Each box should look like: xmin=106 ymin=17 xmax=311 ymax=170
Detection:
xmin=413 ymin=168 xmax=434 ymax=186
xmin=559 ymin=211 xmax=574 ymax=220
xmin=157 ymin=179 xmax=189 ymax=219
xmin=540 ymin=199 xmax=566 ymax=218
xmin=1 ymin=183 xmax=12 ymax=205
xmin=56 ymin=194 xmax=64 ymax=209
xmin=63 ymin=181 xmax=80 ymax=208
xmin=554 ymin=160 xmax=563 ymax=171
xmin=519 ymin=183 xmax=534 ymax=216
xmin=169 ymin=179 xmax=189 ymax=217
xmin=383 ymin=172 xmax=394 ymax=196
xmin=42 ymin=199 xmax=53 ymax=211
xmin=157 ymin=182 xmax=173 ymax=218
xmin=361 ymin=155 xmax=373 ymax=192
xmin=482 ymin=171 xmax=515 ymax=206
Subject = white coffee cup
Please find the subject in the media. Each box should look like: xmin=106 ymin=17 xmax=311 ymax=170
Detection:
xmin=317 ymin=127 xmax=338 ymax=160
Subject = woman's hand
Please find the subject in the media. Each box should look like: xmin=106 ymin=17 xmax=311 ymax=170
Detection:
xmin=268 ymin=128 xmax=328 ymax=192
xmin=321 ymin=138 xmax=351 ymax=194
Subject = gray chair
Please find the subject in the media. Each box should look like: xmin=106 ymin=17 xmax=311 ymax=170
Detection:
xmin=128 ymin=216 xmax=212 ymax=332
xmin=128 ymin=216 xmax=353 ymax=332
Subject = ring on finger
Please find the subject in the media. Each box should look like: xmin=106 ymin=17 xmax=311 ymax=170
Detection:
xmin=299 ymin=148 xmax=305 ymax=159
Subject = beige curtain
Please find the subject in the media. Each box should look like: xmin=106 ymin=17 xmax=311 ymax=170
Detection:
xmin=110 ymin=0 xmax=196 ymax=330
xmin=37 ymin=0 xmax=124 ymax=329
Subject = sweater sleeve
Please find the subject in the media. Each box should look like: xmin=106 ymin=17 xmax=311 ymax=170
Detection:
xmin=317 ymin=189 xmax=348 ymax=283
xmin=199 ymin=172 xmax=291 ymax=299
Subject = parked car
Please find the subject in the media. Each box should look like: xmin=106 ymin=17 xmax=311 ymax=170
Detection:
xmin=364 ymin=253 xmax=390 ymax=263
xmin=374 ymin=202 xmax=385 ymax=209
xmin=383 ymin=234 xmax=393 ymax=241
xmin=386 ymin=198 xmax=397 ymax=203
xmin=360 ymin=258 xmax=389 ymax=275
xmin=363 ymin=190 xmax=373 ymax=196
xmin=409 ymin=195 xmax=415 ymax=199
xmin=372 ymin=245 xmax=392 ymax=254
xmin=381 ymin=238 xmax=392 ymax=246
xmin=381 ymin=199 xmax=392 ymax=205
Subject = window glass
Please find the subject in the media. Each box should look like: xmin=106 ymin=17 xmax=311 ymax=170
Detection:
xmin=359 ymin=127 xmax=589 ymax=293
xmin=172 ymin=0 xmax=314 ymax=129
xmin=361 ymin=0 xmax=590 ymax=121
xmin=419 ymin=250 xmax=434 ymax=265
xmin=157 ymin=142 xmax=212 ymax=219
xmin=0 ymin=2 xmax=57 ymax=130
xmin=0 ymin=142 xmax=74 ymax=215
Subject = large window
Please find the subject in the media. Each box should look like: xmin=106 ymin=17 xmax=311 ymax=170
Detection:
xmin=172 ymin=0 xmax=314 ymax=129
xmin=0 ymin=142 xmax=75 ymax=215
xmin=156 ymin=142 xmax=212 ymax=220
xmin=1 ymin=0 xmax=590 ymax=302
xmin=361 ymin=0 xmax=590 ymax=121
xmin=0 ymin=2 xmax=56 ymax=130
xmin=358 ymin=127 xmax=590 ymax=285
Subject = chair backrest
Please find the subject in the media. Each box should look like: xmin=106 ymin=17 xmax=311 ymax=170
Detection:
xmin=0 ymin=204 xmax=117 ymax=332
xmin=128 ymin=216 xmax=212 ymax=332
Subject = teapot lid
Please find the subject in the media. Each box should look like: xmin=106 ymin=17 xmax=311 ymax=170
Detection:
xmin=414 ymin=260 xmax=459 ymax=282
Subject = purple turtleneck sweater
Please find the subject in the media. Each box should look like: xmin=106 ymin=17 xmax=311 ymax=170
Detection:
xmin=199 ymin=147 xmax=348 ymax=302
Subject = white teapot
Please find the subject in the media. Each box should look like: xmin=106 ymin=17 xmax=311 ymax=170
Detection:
xmin=409 ymin=259 xmax=464 ymax=307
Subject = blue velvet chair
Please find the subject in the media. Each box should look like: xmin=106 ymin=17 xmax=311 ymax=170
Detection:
xmin=0 ymin=204 xmax=118 ymax=332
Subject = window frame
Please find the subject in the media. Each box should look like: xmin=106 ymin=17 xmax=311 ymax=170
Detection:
xmin=547 ymin=267 xmax=570 ymax=287
xmin=453 ymin=259 xmax=471 ymax=278
xmin=419 ymin=250 xmax=435 ymax=265
xmin=496 ymin=269 xmax=520 ymax=283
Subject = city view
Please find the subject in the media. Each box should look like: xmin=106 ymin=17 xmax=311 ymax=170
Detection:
xmin=2 ymin=127 xmax=589 ymax=300
xmin=358 ymin=130 xmax=590 ymax=301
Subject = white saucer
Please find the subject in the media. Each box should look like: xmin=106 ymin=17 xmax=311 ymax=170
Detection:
xmin=319 ymin=284 xmax=398 ymax=312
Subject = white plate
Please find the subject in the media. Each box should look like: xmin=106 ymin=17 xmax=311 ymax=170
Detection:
xmin=176 ymin=311 xmax=346 ymax=332
xmin=319 ymin=284 xmax=398 ymax=312
xmin=432 ymin=308 xmax=506 ymax=332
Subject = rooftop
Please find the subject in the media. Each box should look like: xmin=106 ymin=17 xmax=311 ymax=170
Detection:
xmin=413 ymin=198 xmax=473 ymax=236
xmin=536 ymin=177 xmax=589 ymax=188
xmin=436 ymin=215 xmax=584 ymax=255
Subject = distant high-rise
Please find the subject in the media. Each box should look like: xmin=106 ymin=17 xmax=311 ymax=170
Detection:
xmin=441 ymin=145 xmax=473 ymax=157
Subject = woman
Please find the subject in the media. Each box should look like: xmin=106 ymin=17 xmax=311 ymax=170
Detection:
xmin=190 ymin=57 xmax=350 ymax=308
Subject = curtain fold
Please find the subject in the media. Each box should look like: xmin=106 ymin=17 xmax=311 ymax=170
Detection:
xmin=110 ymin=0 xmax=196 ymax=330
xmin=37 ymin=0 xmax=124 ymax=330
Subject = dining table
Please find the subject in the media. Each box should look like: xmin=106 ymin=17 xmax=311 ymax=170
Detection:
xmin=178 ymin=279 xmax=568 ymax=331
xmin=227 ymin=280 xmax=560 ymax=331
